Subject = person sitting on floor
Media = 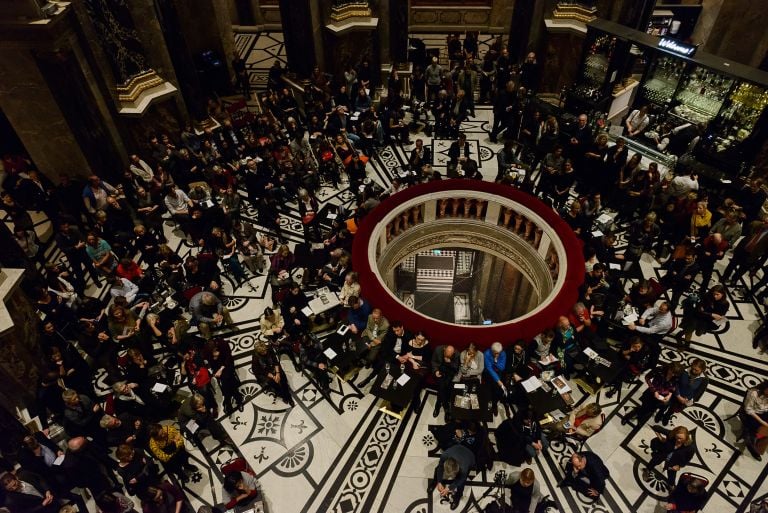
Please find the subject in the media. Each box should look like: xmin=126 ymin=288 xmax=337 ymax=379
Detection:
xmin=742 ymin=379 xmax=768 ymax=460
xmin=222 ymin=470 xmax=260 ymax=509
xmin=558 ymin=451 xmax=610 ymax=499
xmin=428 ymin=443 xmax=475 ymax=510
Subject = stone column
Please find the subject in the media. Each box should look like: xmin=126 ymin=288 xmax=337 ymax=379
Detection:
xmin=0 ymin=269 xmax=45 ymax=415
xmin=126 ymin=0 xmax=190 ymax=121
xmin=171 ymin=0 xmax=236 ymax=89
xmin=278 ymin=0 xmax=320 ymax=78
xmin=701 ymin=0 xmax=768 ymax=68
xmin=508 ymin=0 xmax=536 ymax=61
xmin=690 ymin=0 xmax=726 ymax=48
xmin=379 ymin=0 xmax=412 ymax=66
xmin=0 ymin=48 xmax=92 ymax=179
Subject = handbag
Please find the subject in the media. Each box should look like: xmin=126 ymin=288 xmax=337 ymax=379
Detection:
xmin=302 ymin=213 xmax=316 ymax=225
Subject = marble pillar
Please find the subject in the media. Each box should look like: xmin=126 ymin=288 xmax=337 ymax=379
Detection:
xmin=0 ymin=47 xmax=92 ymax=178
xmin=172 ymin=0 xmax=236 ymax=81
xmin=690 ymin=0 xmax=726 ymax=48
xmin=540 ymin=31 xmax=585 ymax=95
xmin=126 ymin=0 xmax=190 ymax=124
xmin=279 ymin=0 xmax=321 ymax=78
xmin=701 ymin=0 xmax=768 ymax=68
xmin=388 ymin=0 xmax=409 ymax=64
xmin=0 ymin=271 xmax=45 ymax=415
xmin=508 ymin=0 xmax=536 ymax=61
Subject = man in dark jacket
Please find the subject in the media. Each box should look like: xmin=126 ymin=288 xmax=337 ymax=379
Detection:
xmin=1 ymin=470 xmax=63 ymax=513
xmin=431 ymin=345 xmax=460 ymax=420
xmin=18 ymin=433 xmax=67 ymax=492
xmin=429 ymin=444 xmax=476 ymax=510
xmin=559 ymin=451 xmax=610 ymax=498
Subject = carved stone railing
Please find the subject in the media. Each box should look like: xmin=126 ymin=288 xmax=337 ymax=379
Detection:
xmin=352 ymin=180 xmax=584 ymax=349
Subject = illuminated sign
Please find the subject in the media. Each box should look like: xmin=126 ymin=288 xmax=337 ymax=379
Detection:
xmin=658 ymin=38 xmax=697 ymax=57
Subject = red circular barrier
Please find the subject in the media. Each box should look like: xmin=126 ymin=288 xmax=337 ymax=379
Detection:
xmin=351 ymin=179 xmax=584 ymax=351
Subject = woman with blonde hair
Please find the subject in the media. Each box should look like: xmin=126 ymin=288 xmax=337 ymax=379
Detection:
xmin=645 ymin=425 xmax=694 ymax=485
xmin=549 ymin=403 xmax=603 ymax=438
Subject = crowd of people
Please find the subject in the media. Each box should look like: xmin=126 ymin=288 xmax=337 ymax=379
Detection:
xmin=1 ymin=30 xmax=767 ymax=513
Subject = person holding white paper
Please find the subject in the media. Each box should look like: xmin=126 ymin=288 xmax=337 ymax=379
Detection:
xmin=628 ymin=302 xmax=672 ymax=335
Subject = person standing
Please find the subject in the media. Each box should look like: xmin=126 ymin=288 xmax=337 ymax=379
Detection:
xmin=490 ymin=81 xmax=516 ymax=143
xmin=623 ymin=362 xmax=684 ymax=426
xmin=644 ymin=425 xmax=694 ymax=485
xmin=425 ymin=57 xmax=443 ymax=101
xmin=721 ymin=218 xmax=768 ymax=285
xmin=431 ymin=344 xmax=460 ymax=419
xmin=659 ymin=359 xmax=708 ymax=425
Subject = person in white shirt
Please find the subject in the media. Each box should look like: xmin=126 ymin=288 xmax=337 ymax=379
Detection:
xmin=625 ymin=106 xmax=650 ymax=138
xmin=109 ymin=276 xmax=140 ymax=304
xmin=628 ymin=302 xmax=672 ymax=335
xmin=129 ymin=154 xmax=154 ymax=185
xmin=666 ymin=171 xmax=699 ymax=199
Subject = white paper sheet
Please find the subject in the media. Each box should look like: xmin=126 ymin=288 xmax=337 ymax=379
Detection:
xmin=622 ymin=312 xmax=639 ymax=324
xmin=521 ymin=376 xmax=542 ymax=393
xmin=323 ymin=347 xmax=337 ymax=360
xmin=301 ymin=306 xmax=314 ymax=317
xmin=53 ymin=454 xmax=65 ymax=466
xmin=186 ymin=419 xmax=199 ymax=434
xmin=151 ymin=382 xmax=168 ymax=393
xmin=396 ymin=373 xmax=410 ymax=386
xmin=583 ymin=347 xmax=599 ymax=359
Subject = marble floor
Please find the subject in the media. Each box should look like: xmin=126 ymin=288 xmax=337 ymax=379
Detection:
xmin=6 ymin=30 xmax=764 ymax=513
xmin=225 ymin=32 xmax=768 ymax=512
xmin=156 ymin=100 xmax=766 ymax=512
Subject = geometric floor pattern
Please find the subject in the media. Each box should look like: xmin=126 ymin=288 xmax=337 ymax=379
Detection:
xmin=160 ymin=99 xmax=768 ymax=512
xmin=6 ymin=30 xmax=763 ymax=513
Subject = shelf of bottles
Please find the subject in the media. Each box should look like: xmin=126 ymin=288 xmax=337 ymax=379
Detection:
xmin=640 ymin=55 xmax=682 ymax=106
xmin=572 ymin=35 xmax=616 ymax=102
xmin=671 ymin=65 xmax=734 ymax=124
xmin=710 ymin=82 xmax=768 ymax=153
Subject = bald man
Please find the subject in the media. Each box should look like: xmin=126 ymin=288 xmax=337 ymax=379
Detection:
xmin=431 ymin=345 xmax=460 ymax=420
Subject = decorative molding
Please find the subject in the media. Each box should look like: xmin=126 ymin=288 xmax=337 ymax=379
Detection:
xmin=552 ymin=2 xmax=597 ymax=23
xmin=377 ymin=220 xmax=551 ymax=301
xmin=329 ymin=2 xmax=372 ymax=22
xmin=115 ymin=69 xmax=164 ymax=102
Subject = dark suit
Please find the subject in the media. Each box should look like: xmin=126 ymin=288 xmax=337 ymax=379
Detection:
xmin=2 ymin=470 xmax=58 ymax=513
xmin=17 ymin=433 xmax=67 ymax=491
xmin=379 ymin=329 xmax=413 ymax=362
xmin=561 ymin=451 xmax=610 ymax=496
xmin=448 ymin=141 xmax=471 ymax=167
xmin=431 ymin=345 xmax=460 ymax=413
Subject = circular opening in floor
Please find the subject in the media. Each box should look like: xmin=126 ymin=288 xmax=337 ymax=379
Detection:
xmin=390 ymin=247 xmax=540 ymax=325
